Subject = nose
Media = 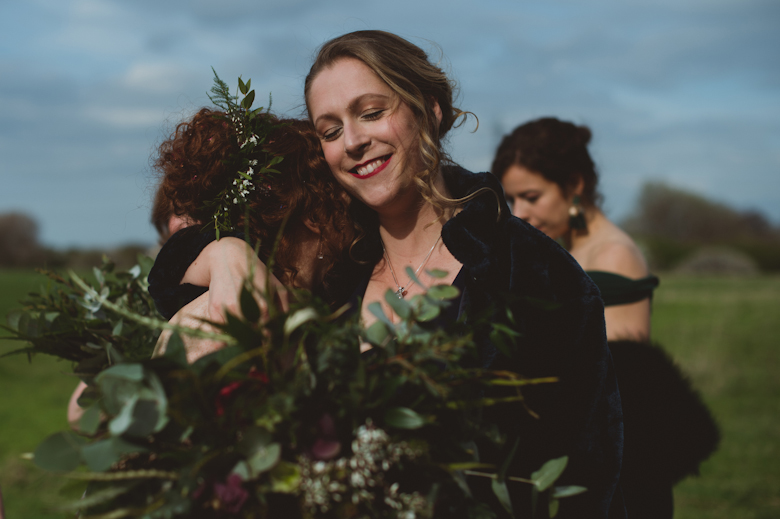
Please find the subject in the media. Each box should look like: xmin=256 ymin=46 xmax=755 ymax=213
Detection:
xmin=512 ymin=200 xmax=530 ymax=221
xmin=343 ymin=121 xmax=369 ymax=156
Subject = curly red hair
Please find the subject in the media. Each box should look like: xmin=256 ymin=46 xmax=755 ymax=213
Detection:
xmin=155 ymin=108 xmax=353 ymax=287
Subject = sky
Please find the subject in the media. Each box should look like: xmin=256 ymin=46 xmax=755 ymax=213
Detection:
xmin=1 ymin=0 xmax=778 ymax=248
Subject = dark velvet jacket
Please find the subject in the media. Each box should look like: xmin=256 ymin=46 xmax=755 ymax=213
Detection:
xmin=346 ymin=166 xmax=626 ymax=518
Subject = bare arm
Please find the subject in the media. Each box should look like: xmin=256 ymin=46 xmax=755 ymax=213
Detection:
xmin=181 ymin=237 xmax=288 ymax=324
xmin=590 ymin=241 xmax=652 ymax=341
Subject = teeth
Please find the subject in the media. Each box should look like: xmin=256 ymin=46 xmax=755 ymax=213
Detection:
xmin=355 ymin=156 xmax=386 ymax=176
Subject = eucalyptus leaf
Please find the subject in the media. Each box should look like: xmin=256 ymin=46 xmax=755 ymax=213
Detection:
xmin=238 ymin=77 xmax=247 ymax=94
xmin=531 ymin=456 xmax=569 ymax=492
xmin=414 ymin=299 xmax=441 ymax=322
xmin=97 ymin=363 xmax=144 ymax=382
xmin=404 ymin=266 xmax=426 ymax=290
xmin=33 ymin=431 xmax=87 ymax=471
xmin=79 ymin=404 xmax=102 ymax=436
xmin=108 ymin=393 xmax=139 ymax=436
xmin=385 ymin=407 xmax=426 ymax=429
xmin=247 ymin=442 xmax=281 ymax=476
xmin=427 ymin=285 xmax=460 ymax=300
xmin=384 ymin=290 xmax=412 ymax=320
xmin=426 ymin=268 xmax=448 ymax=279
xmin=368 ymin=301 xmax=395 ymax=328
xmin=365 ymin=321 xmax=390 ymax=345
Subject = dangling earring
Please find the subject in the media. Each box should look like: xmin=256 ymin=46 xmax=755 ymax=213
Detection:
xmin=316 ymin=237 xmax=324 ymax=260
xmin=569 ymin=195 xmax=587 ymax=230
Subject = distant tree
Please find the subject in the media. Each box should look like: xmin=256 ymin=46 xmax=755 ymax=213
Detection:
xmin=622 ymin=182 xmax=780 ymax=271
xmin=0 ymin=212 xmax=44 ymax=267
xmin=623 ymin=182 xmax=780 ymax=242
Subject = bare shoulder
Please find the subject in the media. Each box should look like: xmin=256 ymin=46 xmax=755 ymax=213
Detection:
xmin=583 ymin=225 xmax=649 ymax=279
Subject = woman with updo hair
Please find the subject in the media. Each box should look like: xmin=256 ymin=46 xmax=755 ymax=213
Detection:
xmin=492 ymin=117 xmax=720 ymax=519
xmin=147 ymin=108 xmax=355 ymax=360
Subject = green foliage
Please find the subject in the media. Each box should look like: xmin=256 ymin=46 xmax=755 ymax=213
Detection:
xmin=205 ymin=70 xmax=284 ymax=239
xmin=4 ymin=262 xmax=576 ymax=517
xmin=2 ymin=256 xmax=160 ymax=377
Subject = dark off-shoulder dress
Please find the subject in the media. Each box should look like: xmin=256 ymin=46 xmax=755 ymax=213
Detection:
xmin=587 ymin=271 xmax=720 ymax=519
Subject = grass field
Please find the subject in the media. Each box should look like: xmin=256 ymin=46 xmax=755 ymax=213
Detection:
xmin=1 ymin=269 xmax=778 ymax=517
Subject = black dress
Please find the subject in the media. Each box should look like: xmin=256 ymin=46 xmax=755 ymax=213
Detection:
xmin=587 ymin=271 xmax=720 ymax=519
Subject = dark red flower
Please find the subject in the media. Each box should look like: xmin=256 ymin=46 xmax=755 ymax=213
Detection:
xmin=213 ymin=473 xmax=249 ymax=514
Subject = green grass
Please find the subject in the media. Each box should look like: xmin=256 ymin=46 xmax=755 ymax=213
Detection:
xmin=0 ymin=269 xmax=82 ymax=518
xmin=0 ymin=270 xmax=778 ymax=516
xmin=652 ymin=275 xmax=780 ymax=518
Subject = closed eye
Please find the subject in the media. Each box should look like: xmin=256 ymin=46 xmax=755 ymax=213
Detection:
xmin=362 ymin=109 xmax=384 ymax=121
xmin=321 ymin=126 xmax=342 ymax=142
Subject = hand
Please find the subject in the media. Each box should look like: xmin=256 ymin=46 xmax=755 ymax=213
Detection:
xmin=182 ymin=237 xmax=288 ymax=323
xmin=154 ymin=292 xmax=226 ymax=363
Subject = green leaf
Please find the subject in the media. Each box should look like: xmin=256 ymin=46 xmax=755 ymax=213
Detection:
xmin=238 ymin=77 xmax=247 ymax=95
xmin=240 ymin=285 xmax=261 ymax=323
xmin=270 ymin=461 xmax=301 ymax=493
xmin=242 ymin=90 xmax=256 ymax=109
xmin=108 ymin=394 xmax=139 ymax=435
xmin=5 ymin=309 xmax=22 ymax=331
xmin=34 ymin=431 xmax=87 ymax=471
xmin=549 ymin=496 xmax=560 ymax=518
xmin=531 ymin=456 xmax=569 ymax=492
xmin=98 ymin=363 xmax=144 ymax=382
xmin=245 ymin=78 xmax=251 ymax=92
xmin=112 ymin=319 xmax=124 ymax=336
xmin=404 ymin=266 xmax=426 ymax=290
xmin=491 ymin=478 xmax=514 ymax=517
xmin=414 ymin=298 xmax=441 ymax=322
xmin=368 ymin=301 xmax=394 ymax=328
xmin=164 ymin=332 xmax=188 ymax=366
xmin=384 ymin=407 xmax=425 ymax=429
xmin=80 ymin=437 xmax=142 ymax=472
xmin=427 ymin=285 xmax=460 ymax=300
xmin=551 ymin=485 xmax=587 ymax=498
xmin=365 ymin=321 xmax=390 ymax=345
xmin=384 ymin=290 xmax=412 ymax=320
xmin=426 ymin=268 xmax=448 ymax=279
xmin=284 ymin=307 xmax=319 ymax=337
xmin=247 ymin=443 xmax=281 ymax=476
xmin=79 ymin=404 xmax=102 ymax=436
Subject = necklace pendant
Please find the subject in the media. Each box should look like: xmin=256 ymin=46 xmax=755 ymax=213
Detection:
xmin=395 ymin=287 xmax=406 ymax=299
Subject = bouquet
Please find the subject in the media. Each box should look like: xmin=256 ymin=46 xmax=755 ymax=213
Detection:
xmin=4 ymin=259 xmax=585 ymax=518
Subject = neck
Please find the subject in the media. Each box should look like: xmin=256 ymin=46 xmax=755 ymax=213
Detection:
xmin=378 ymin=173 xmax=451 ymax=259
xmin=565 ymin=206 xmax=604 ymax=250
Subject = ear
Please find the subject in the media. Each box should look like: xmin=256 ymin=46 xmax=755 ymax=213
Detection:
xmin=302 ymin=217 xmax=321 ymax=235
xmin=431 ymin=98 xmax=443 ymax=126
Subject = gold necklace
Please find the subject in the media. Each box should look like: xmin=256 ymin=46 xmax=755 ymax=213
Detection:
xmin=381 ymin=235 xmax=441 ymax=299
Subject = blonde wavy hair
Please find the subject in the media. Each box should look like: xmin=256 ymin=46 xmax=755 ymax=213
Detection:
xmin=304 ymin=30 xmax=476 ymax=215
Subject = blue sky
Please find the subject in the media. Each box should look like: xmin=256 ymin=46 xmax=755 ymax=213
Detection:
xmin=1 ymin=0 xmax=778 ymax=248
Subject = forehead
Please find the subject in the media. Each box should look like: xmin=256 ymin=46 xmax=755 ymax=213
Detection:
xmin=308 ymin=58 xmax=393 ymax=118
xmin=502 ymin=164 xmax=557 ymax=191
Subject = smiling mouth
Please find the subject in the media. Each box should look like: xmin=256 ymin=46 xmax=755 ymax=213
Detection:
xmin=350 ymin=155 xmax=391 ymax=178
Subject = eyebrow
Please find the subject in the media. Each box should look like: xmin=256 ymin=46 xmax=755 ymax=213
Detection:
xmin=313 ymin=93 xmax=391 ymax=127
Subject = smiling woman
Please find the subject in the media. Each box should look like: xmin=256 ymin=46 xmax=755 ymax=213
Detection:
xmin=297 ymin=30 xmax=626 ymax=518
